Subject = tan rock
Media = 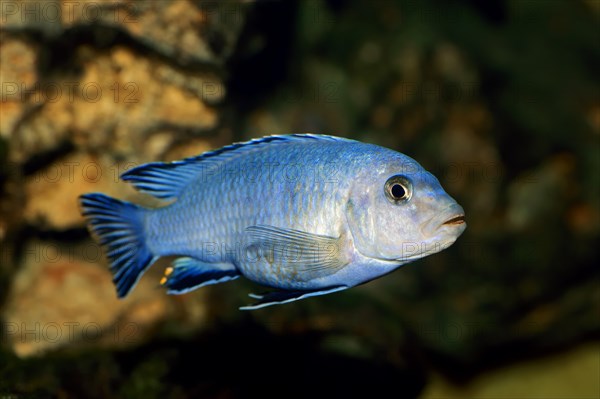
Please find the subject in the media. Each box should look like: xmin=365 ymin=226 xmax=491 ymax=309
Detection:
xmin=9 ymin=46 xmax=221 ymax=162
xmin=143 ymin=131 xmax=177 ymax=160
xmin=70 ymin=1 xmax=237 ymax=63
xmin=163 ymin=138 xmax=215 ymax=161
xmin=0 ymin=100 xmax=26 ymax=137
xmin=23 ymin=152 xmax=137 ymax=229
xmin=1 ymin=1 xmax=245 ymax=64
xmin=0 ymin=36 xmax=38 ymax=89
xmin=0 ymin=0 xmax=62 ymax=33
xmin=0 ymin=36 xmax=39 ymax=136
xmin=3 ymin=240 xmax=210 ymax=357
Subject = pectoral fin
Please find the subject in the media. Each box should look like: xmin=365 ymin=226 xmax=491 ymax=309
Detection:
xmin=245 ymin=225 xmax=348 ymax=278
xmin=240 ymin=286 xmax=347 ymax=310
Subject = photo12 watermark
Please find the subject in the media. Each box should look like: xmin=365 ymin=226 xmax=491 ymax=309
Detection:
xmin=1 ymin=1 xmax=138 ymax=25
xmin=1 ymin=81 xmax=139 ymax=104
xmin=197 ymin=1 xmax=245 ymax=25
xmin=7 ymin=160 xmax=343 ymax=185
xmin=1 ymin=321 xmax=140 ymax=345
xmin=20 ymin=241 xmax=104 ymax=264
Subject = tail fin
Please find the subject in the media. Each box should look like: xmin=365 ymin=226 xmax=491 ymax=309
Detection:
xmin=79 ymin=193 xmax=158 ymax=298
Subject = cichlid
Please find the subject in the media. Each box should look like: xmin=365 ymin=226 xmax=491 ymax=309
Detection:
xmin=79 ymin=134 xmax=466 ymax=309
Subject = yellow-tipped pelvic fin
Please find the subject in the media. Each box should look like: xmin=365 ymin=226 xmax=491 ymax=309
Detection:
xmin=162 ymin=257 xmax=240 ymax=295
xmin=160 ymin=267 xmax=175 ymax=286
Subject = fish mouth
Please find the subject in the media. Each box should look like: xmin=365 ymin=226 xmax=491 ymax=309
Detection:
xmin=442 ymin=214 xmax=466 ymax=226
xmin=422 ymin=202 xmax=466 ymax=236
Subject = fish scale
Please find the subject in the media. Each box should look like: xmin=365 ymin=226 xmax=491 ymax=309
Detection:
xmin=79 ymin=134 xmax=466 ymax=309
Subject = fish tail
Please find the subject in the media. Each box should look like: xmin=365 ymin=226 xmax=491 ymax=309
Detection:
xmin=79 ymin=193 xmax=158 ymax=298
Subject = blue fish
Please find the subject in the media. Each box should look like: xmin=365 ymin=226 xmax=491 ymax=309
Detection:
xmin=79 ymin=134 xmax=466 ymax=309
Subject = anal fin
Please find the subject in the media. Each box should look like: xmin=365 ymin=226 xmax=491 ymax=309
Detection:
xmin=161 ymin=257 xmax=239 ymax=294
xmin=240 ymin=286 xmax=347 ymax=310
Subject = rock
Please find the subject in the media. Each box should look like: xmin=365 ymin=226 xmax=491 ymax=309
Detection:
xmin=0 ymin=0 xmax=246 ymax=360
xmin=163 ymin=137 xmax=215 ymax=161
xmin=107 ymin=0 xmax=246 ymax=65
xmin=0 ymin=0 xmax=246 ymax=65
xmin=2 ymin=240 xmax=210 ymax=357
xmin=0 ymin=0 xmax=62 ymax=35
xmin=8 ymin=46 xmax=221 ymax=163
xmin=22 ymin=152 xmax=137 ymax=229
xmin=0 ymin=35 xmax=39 ymax=136
xmin=421 ymin=342 xmax=600 ymax=399
xmin=143 ymin=131 xmax=177 ymax=160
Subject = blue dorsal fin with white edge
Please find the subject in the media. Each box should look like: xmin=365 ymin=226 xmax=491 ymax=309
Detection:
xmin=121 ymin=134 xmax=350 ymax=200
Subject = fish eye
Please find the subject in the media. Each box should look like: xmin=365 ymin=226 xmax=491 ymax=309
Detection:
xmin=384 ymin=175 xmax=412 ymax=203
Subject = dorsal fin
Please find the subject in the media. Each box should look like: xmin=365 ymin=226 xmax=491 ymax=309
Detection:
xmin=121 ymin=134 xmax=351 ymax=200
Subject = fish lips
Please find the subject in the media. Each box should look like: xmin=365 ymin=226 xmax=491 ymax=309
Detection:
xmin=422 ymin=203 xmax=466 ymax=237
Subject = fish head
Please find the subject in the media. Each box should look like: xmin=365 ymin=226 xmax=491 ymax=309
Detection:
xmin=346 ymin=154 xmax=466 ymax=263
